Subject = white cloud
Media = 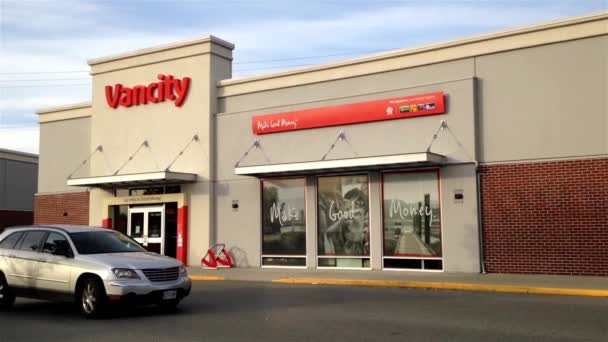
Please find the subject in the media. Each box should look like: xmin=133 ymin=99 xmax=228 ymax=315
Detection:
xmin=217 ymin=2 xmax=579 ymax=53
xmin=1 ymin=0 xmax=103 ymax=33
xmin=0 ymin=0 xmax=602 ymax=153
xmin=0 ymin=126 xmax=39 ymax=154
xmin=0 ymin=95 xmax=85 ymax=112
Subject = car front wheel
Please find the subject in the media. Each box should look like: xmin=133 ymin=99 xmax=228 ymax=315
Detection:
xmin=0 ymin=273 xmax=16 ymax=310
xmin=79 ymin=277 xmax=107 ymax=318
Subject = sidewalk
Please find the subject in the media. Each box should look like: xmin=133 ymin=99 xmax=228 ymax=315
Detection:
xmin=187 ymin=267 xmax=608 ymax=297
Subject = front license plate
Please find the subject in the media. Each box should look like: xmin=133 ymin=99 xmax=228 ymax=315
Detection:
xmin=162 ymin=290 xmax=177 ymax=300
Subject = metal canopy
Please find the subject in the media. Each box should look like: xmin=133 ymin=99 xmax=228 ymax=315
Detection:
xmin=234 ymin=152 xmax=446 ymax=177
xmin=67 ymin=171 xmax=197 ymax=188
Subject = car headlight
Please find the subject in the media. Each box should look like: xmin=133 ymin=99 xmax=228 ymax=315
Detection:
xmin=113 ymin=268 xmax=141 ymax=280
xmin=180 ymin=265 xmax=188 ymax=277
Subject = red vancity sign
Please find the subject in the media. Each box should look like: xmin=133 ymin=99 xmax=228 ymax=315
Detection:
xmin=252 ymin=91 xmax=445 ymax=134
xmin=105 ymin=74 xmax=191 ymax=109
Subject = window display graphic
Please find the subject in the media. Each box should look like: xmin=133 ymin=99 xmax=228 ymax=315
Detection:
xmin=318 ymin=175 xmax=370 ymax=256
xmin=262 ymin=178 xmax=306 ymax=256
xmin=383 ymin=172 xmax=442 ymax=257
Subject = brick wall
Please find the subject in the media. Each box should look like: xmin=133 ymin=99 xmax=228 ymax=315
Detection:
xmin=480 ymin=158 xmax=608 ymax=276
xmin=34 ymin=191 xmax=90 ymax=225
xmin=0 ymin=210 xmax=34 ymax=232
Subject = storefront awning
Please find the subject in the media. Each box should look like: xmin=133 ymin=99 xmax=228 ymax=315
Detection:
xmin=235 ymin=152 xmax=446 ymax=177
xmin=66 ymin=171 xmax=197 ymax=188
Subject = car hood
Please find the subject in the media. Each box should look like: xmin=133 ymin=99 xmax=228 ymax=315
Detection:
xmin=77 ymin=252 xmax=182 ymax=270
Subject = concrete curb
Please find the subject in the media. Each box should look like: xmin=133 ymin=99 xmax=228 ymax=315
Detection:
xmin=272 ymin=278 xmax=608 ymax=297
xmin=188 ymin=275 xmax=608 ymax=297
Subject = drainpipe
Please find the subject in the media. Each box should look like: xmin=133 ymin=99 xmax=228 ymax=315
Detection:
xmin=476 ymin=164 xmax=486 ymax=274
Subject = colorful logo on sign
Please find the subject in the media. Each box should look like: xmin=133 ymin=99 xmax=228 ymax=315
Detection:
xmin=252 ymin=91 xmax=446 ymax=134
xmin=105 ymin=74 xmax=191 ymax=109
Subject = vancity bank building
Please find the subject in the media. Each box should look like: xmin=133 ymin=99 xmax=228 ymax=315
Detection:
xmin=34 ymin=13 xmax=607 ymax=276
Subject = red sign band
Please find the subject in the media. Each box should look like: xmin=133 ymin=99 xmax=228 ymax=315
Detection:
xmin=252 ymin=91 xmax=445 ymax=134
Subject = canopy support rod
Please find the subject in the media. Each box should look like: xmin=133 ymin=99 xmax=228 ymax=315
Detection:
xmin=426 ymin=120 xmax=448 ymax=153
xmin=67 ymin=145 xmax=102 ymax=180
xmin=113 ymin=140 xmax=149 ymax=175
xmin=165 ymin=134 xmax=199 ymax=171
xmin=321 ymin=131 xmax=358 ymax=161
xmin=426 ymin=119 xmax=475 ymax=162
xmin=234 ymin=138 xmax=270 ymax=167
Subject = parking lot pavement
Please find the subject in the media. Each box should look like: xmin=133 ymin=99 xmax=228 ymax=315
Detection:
xmin=1 ymin=281 xmax=606 ymax=342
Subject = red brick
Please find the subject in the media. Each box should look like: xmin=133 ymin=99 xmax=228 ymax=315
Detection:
xmin=34 ymin=192 xmax=90 ymax=225
xmin=480 ymin=158 xmax=608 ymax=277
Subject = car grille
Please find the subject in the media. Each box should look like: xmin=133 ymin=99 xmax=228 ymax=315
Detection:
xmin=142 ymin=267 xmax=180 ymax=282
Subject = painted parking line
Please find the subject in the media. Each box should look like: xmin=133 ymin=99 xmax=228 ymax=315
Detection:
xmin=272 ymin=278 xmax=608 ymax=297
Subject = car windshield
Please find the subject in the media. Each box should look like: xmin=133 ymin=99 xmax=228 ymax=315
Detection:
xmin=70 ymin=231 xmax=147 ymax=255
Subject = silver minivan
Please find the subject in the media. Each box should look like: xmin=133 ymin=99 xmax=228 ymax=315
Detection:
xmin=0 ymin=225 xmax=191 ymax=318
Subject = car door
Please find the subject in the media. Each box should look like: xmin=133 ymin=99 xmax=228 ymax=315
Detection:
xmin=36 ymin=232 xmax=73 ymax=293
xmin=0 ymin=231 xmax=26 ymax=286
xmin=9 ymin=230 xmax=47 ymax=289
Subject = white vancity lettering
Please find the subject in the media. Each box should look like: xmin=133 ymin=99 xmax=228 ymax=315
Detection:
xmin=270 ymin=203 xmax=298 ymax=226
xmin=328 ymin=200 xmax=357 ymax=221
xmin=389 ymin=200 xmax=433 ymax=226
xmin=257 ymin=117 xmax=298 ymax=131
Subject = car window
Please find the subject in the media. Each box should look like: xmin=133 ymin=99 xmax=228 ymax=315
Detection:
xmin=0 ymin=232 xmax=24 ymax=250
xmin=42 ymin=232 xmax=72 ymax=256
xmin=70 ymin=231 xmax=146 ymax=254
xmin=17 ymin=231 xmax=47 ymax=252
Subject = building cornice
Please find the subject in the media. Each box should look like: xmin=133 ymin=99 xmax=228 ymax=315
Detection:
xmin=87 ymin=35 xmax=235 ymax=66
xmin=0 ymin=148 xmax=38 ymax=163
xmin=218 ymin=11 xmax=608 ymax=97
xmin=36 ymin=102 xmax=92 ymax=123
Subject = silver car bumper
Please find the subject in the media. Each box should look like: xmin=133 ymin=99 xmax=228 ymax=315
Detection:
xmin=104 ymin=276 xmax=192 ymax=298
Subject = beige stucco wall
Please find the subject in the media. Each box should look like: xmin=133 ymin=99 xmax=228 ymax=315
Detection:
xmin=38 ymin=117 xmax=91 ymax=194
xmin=476 ymin=35 xmax=607 ymax=163
xmin=440 ymin=164 xmax=480 ymax=272
xmin=216 ymin=76 xmax=478 ymax=183
xmin=35 ymin=14 xmax=606 ymax=270
xmin=215 ymin=60 xmax=479 ymax=270
xmin=84 ymin=40 xmax=232 ymax=264
xmin=214 ymin=178 xmax=261 ymax=267
xmin=36 ymin=38 xmax=232 ymax=265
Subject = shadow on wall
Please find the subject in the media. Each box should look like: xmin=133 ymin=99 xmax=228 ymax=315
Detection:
xmin=228 ymin=246 xmax=249 ymax=267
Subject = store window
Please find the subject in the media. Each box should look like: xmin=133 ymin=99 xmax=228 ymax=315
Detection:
xmin=382 ymin=171 xmax=442 ymax=270
xmin=261 ymin=178 xmax=306 ymax=267
xmin=318 ymin=174 xmax=370 ymax=268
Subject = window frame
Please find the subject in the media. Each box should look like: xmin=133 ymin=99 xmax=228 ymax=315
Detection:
xmin=259 ymin=176 xmax=308 ymax=269
xmin=316 ymin=172 xmax=372 ymax=270
xmin=15 ymin=230 xmax=49 ymax=253
xmin=41 ymin=231 xmax=74 ymax=257
xmin=380 ymin=168 xmax=444 ymax=272
xmin=0 ymin=231 xmax=25 ymax=250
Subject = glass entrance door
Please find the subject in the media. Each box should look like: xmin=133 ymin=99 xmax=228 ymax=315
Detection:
xmin=127 ymin=206 xmax=165 ymax=254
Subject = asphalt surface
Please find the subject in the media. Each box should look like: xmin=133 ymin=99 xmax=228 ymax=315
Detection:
xmin=0 ymin=281 xmax=606 ymax=342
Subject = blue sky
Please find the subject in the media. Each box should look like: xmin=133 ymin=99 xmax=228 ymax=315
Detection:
xmin=0 ymin=0 xmax=606 ymax=153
